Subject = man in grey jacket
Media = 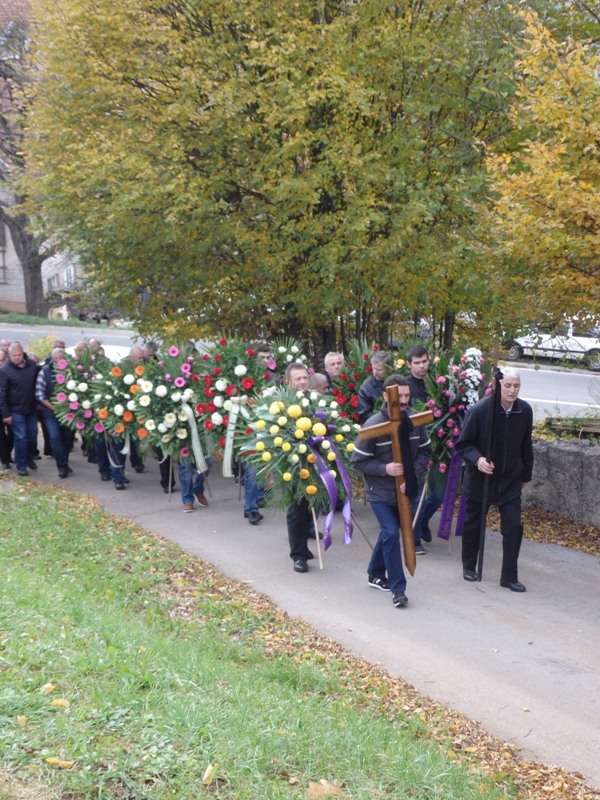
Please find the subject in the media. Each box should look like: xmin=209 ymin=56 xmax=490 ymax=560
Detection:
xmin=351 ymin=375 xmax=431 ymax=608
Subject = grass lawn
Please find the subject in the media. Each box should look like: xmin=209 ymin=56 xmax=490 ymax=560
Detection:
xmin=0 ymin=480 xmax=595 ymax=800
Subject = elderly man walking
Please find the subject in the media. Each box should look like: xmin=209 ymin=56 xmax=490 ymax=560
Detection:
xmin=0 ymin=343 xmax=39 ymax=476
xmin=456 ymin=368 xmax=534 ymax=592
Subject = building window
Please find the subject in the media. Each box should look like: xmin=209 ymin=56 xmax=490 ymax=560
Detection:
xmin=64 ymin=265 xmax=74 ymax=288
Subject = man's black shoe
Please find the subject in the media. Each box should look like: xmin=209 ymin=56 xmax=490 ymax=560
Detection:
xmin=162 ymin=484 xmax=176 ymax=493
xmin=244 ymin=510 xmax=263 ymax=521
xmin=122 ymin=476 xmax=130 ymax=484
xmin=463 ymin=570 xmax=477 ymax=582
xmin=134 ymin=464 xmax=145 ymax=473
xmin=17 ymin=469 xmax=29 ymax=477
xmin=421 ymin=524 xmax=432 ymax=543
xmin=27 ymin=460 xmax=38 ymax=470
xmin=67 ymin=466 xmax=73 ymax=474
xmin=500 ymin=580 xmax=527 ymax=592
xmin=368 ymin=575 xmax=390 ymax=592
xmin=115 ymin=482 xmax=125 ymax=490
xmin=392 ymin=592 xmax=408 ymax=608
xmin=101 ymin=473 xmax=111 ymax=481
xmin=58 ymin=468 xmax=69 ymax=479
xmin=248 ymin=510 xmax=262 ymax=525
xmin=293 ymin=558 xmax=308 ymax=573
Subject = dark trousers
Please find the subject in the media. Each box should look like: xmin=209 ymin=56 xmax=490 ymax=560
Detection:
xmin=39 ymin=410 xmax=70 ymax=470
xmin=153 ymin=447 xmax=175 ymax=489
xmin=462 ymin=494 xmax=523 ymax=582
xmin=0 ymin=421 xmax=13 ymax=466
xmin=286 ymin=499 xmax=313 ymax=560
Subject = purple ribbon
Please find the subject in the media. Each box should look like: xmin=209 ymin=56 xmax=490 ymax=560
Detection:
xmin=309 ymin=443 xmax=336 ymax=550
xmin=455 ymin=493 xmax=466 ymax=536
xmin=437 ymin=451 xmax=464 ymax=540
xmin=330 ymin=442 xmax=353 ymax=544
xmin=308 ymin=435 xmax=354 ymax=547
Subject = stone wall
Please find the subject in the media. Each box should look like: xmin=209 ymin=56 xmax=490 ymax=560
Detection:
xmin=525 ymin=439 xmax=600 ymax=527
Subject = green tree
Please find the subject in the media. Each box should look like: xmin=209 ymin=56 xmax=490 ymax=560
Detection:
xmin=486 ymin=9 xmax=600 ymax=325
xmin=22 ymin=0 xmax=521 ymax=347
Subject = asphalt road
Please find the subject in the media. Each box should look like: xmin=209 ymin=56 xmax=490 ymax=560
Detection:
xmin=2 ymin=322 xmax=600 ymax=420
xmin=11 ymin=450 xmax=600 ymax=792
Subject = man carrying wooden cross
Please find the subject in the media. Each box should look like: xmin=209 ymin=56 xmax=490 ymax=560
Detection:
xmin=351 ymin=376 xmax=432 ymax=608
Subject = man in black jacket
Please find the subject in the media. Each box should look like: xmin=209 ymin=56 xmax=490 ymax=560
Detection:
xmin=456 ymin=368 xmax=534 ymax=592
xmin=357 ymin=350 xmax=390 ymax=424
xmin=351 ymin=375 xmax=431 ymax=608
xmin=0 ymin=343 xmax=38 ymax=476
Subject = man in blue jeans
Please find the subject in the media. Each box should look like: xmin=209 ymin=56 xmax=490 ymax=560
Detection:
xmin=180 ymin=456 xmax=212 ymax=512
xmin=351 ymin=375 xmax=431 ymax=608
xmin=0 ymin=343 xmax=38 ymax=477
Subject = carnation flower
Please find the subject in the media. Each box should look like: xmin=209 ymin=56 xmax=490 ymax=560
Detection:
xmin=138 ymin=395 xmax=151 ymax=407
xmin=114 ymin=404 xmax=124 ymax=416
xmin=77 ymin=382 xmax=88 ymax=392
xmin=145 ymin=419 xmax=156 ymax=431
xmin=215 ymin=379 xmax=227 ymax=392
xmin=234 ymin=364 xmax=247 ymax=377
xmin=168 ymin=346 xmax=179 ymax=357
xmin=176 ymin=428 xmax=187 ymax=439
xmin=155 ymin=385 xmax=168 ymax=397
xmin=164 ymin=412 xmax=177 ymax=427
xmin=123 ymin=374 xmax=135 ymax=385
xmin=174 ymin=377 xmax=186 ymax=388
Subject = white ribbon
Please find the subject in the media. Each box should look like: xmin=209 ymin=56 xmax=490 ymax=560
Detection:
xmin=180 ymin=401 xmax=208 ymax=473
xmin=222 ymin=398 xmax=249 ymax=477
xmin=120 ymin=431 xmax=131 ymax=456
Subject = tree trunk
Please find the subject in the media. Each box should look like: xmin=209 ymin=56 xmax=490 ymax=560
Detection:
xmin=2 ymin=208 xmax=46 ymax=316
xmin=443 ymin=312 xmax=456 ymax=350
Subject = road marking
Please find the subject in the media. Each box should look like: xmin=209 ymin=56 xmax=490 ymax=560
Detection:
xmin=522 ymin=396 xmax=600 ymax=410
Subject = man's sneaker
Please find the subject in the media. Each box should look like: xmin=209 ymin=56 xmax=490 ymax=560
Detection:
xmin=368 ymin=575 xmax=390 ymax=592
xmin=415 ymin=543 xmax=427 ymax=555
xmin=392 ymin=592 xmax=408 ymax=608
xmin=421 ymin=524 xmax=432 ymax=543
xmin=195 ymin=493 xmax=209 ymax=507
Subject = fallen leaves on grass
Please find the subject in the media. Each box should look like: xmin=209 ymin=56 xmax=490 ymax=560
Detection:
xmin=5 ymin=482 xmax=600 ymax=800
xmin=307 ymin=778 xmax=345 ymax=798
xmin=487 ymin=507 xmax=600 ymax=559
xmin=44 ymin=758 xmax=75 ymax=769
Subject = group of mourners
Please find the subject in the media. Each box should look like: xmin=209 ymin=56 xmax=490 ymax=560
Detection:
xmin=0 ymin=335 xmax=534 ymax=608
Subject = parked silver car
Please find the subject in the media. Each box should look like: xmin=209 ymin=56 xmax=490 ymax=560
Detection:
xmin=507 ymin=318 xmax=600 ymax=370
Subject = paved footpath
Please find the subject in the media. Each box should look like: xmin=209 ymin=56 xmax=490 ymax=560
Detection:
xmin=17 ymin=450 xmax=600 ymax=790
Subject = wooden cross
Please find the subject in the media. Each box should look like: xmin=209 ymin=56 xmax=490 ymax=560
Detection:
xmin=358 ymin=384 xmax=433 ymax=576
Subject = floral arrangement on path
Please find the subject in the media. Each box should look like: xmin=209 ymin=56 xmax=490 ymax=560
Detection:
xmin=241 ymin=387 xmax=359 ymax=549
xmin=420 ymin=346 xmax=493 ymax=477
xmin=418 ymin=347 xmax=493 ymax=540
xmin=92 ymin=361 xmax=148 ymax=444
xmin=52 ymin=350 xmax=109 ymax=437
xmin=131 ymin=345 xmax=207 ymax=466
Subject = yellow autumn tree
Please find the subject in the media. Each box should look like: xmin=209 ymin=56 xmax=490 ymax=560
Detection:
xmin=487 ymin=10 xmax=600 ymax=323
